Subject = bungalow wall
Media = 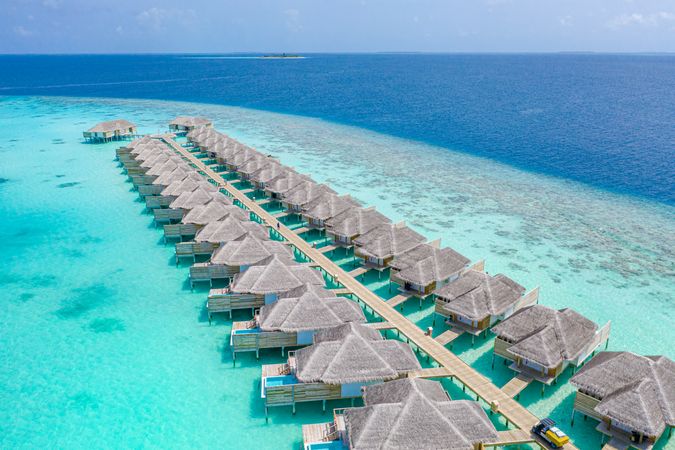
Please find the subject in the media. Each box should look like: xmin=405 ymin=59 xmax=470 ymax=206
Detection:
xmin=137 ymin=184 xmax=164 ymax=197
xmin=163 ymin=223 xmax=200 ymax=241
xmin=145 ymin=195 xmax=173 ymax=209
xmin=174 ymin=241 xmax=219 ymax=260
xmin=153 ymin=208 xmax=184 ymax=223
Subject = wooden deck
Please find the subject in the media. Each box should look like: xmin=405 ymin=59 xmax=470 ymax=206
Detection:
xmin=160 ymin=136 xmax=580 ymax=450
xmin=329 ymin=288 xmax=351 ymax=295
xmin=602 ymin=438 xmax=630 ymax=450
xmin=484 ymin=429 xmax=535 ymax=447
xmin=387 ymin=293 xmax=411 ymax=308
xmin=365 ymin=321 xmax=397 ymax=330
xmin=293 ymin=226 xmax=310 ymax=235
xmin=301 ymin=423 xmax=334 ymax=445
xmin=407 ymin=367 xmax=454 ymax=379
xmin=319 ymin=244 xmax=338 ymax=254
xmin=435 ymin=329 xmax=463 ymax=346
xmin=348 ymin=266 xmax=369 ymax=278
xmin=502 ymin=373 xmax=534 ymax=398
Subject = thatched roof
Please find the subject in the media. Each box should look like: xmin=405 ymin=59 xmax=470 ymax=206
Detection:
xmin=344 ymin=378 xmax=498 ymax=450
xmin=131 ymin=142 xmax=167 ymax=158
xmin=294 ymin=323 xmax=421 ymax=384
xmin=436 ymin=269 xmax=524 ymax=321
xmin=282 ymin=182 xmax=336 ymax=207
xmin=354 ymin=222 xmax=426 ymax=260
xmin=394 ymin=246 xmax=469 ymax=287
xmin=144 ymin=160 xmax=180 ymax=177
xmin=229 ymin=255 xmax=325 ymax=295
xmin=211 ymin=236 xmax=294 ymax=266
xmin=237 ymin=155 xmax=274 ymax=177
xmin=151 ymin=168 xmax=190 ymax=186
xmin=160 ymin=176 xmax=216 ymax=197
xmin=195 ymin=217 xmax=268 ymax=244
xmin=491 ymin=305 xmax=598 ymax=369
xmin=126 ymin=136 xmax=153 ymax=149
xmin=258 ymin=292 xmax=365 ymax=332
xmin=265 ymin=172 xmax=315 ymax=196
xmin=249 ymin=162 xmax=291 ymax=185
xmin=325 ymin=206 xmax=391 ymax=239
xmin=87 ymin=119 xmax=135 ymax=133
xmin=312 ymin=322 xmax=384 ymax=343
xmin=169 ymin=188 xmax=230 ymax=210
xmin=170 ymin=117 xmax=212 ymax=128
xmin=228 ymin=147 xmax=262 ymax=168
xmin=278 ymin=282 xmax=338 ymax=300
xmin=571 ymin=352 xmax=674 ymax=436
xmin=186 ymin=126 xmax=214 ymax=142
xmin=302 ymin=194 xmax=361 ymax=222
xmin=215 ymin=141 xmax=248 ymax=163
xmin=181 ymin=202 xmax=248 ymax=225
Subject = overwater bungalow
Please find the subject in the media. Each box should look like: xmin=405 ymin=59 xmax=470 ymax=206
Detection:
xmin=116 ymin=135 xmax=153 ymax=158
xmin=207 ymin=255 xmax=325 ymax=318
xmin=153 ymin=188 xmax=230 ymax=224
xmin=189 ymin=236 xmax=295 ymax=287
xmin=301 ymin=194 xmax=361 ymax=231
xmin=169 ymin=117 xmax=212 ymax=134
xmin=225 ymin=147 xmax=263 ymax=172
xmin=237 ymin=155 xmax=277 ymax=181
xmin=213 ymin=141 xmax=248 ymax=166
xmin=353 ymin=221 xmax=426 ymax=271
xmin=282 ymin=182 xmax=336 ymax=213
xmin=186 ymin=126 xmax=215 ymax=146
xmin=491 ymin=305 xmax=611 ymax=384
xmin=121 ymin=141 xmax=169 ymax=168
xmin=389 ymin=241 xmax=470 ymax=298
xmin=570 ymin=352 xmax=674 ymax=448
xmin=163 ymin=201 xmax=248 ymax=242
xmin=83 ymin=119 xmax=137 ymax=142
xmin=146 ymin=176 xmax=216 ymax=209
xmin=264 ymin=172 xmax=314 ymax=200
xmin=230 ymin=287 xmax=366 ymax=360
xmin=302 ymin=378 xmax=500 ymax=450
xmin=324 ymin=206 xmax=391 ymax=248
xmin=132 ymin=165 xmax=190 ymax=191
xmin=250 ymin=164 xmax=294 ymax=192
xmin=260 ymin=322 xmax=421 ymax=415
xmin=175 ymin=216 xmax=269 ymax=262
xmin=433 ymin=268 xmax=538 ymax=337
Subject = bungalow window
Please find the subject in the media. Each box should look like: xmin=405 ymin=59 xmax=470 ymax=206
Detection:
xmin=456 ymin=315 xmax=474 ymax=327
xmin=522 ymin=359 xmax=544 ymax=372
xmin=611 ymin=419 xmax=634 ymax=434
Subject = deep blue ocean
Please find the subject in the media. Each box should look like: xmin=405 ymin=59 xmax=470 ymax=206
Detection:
xmin=1 ymin=53 xmax=673 ymax=203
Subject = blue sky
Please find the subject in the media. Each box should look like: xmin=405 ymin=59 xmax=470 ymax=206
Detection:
xmin=3 ymin=0 xmax=675 ymax=53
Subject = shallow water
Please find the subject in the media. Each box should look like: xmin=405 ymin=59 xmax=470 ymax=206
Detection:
xmin=0 ymin=96 xmax=673 ymax=449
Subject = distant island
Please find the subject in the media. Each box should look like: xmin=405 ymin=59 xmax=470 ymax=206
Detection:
xmin=260 ymin=53 xmax=304 ymax=59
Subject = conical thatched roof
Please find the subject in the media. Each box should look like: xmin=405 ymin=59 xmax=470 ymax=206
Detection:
xmin=282 ymin=182 xmax=336 ymax=207
xmin=278 ymin=283 xmax=338 ymax=300
xmin=436 ymin=269 xmax=524 ymax=320
xmin=265 ymin=172 xmax=314 ymax=196
xmin=249 ymin=163 xmax=292 ymax=185
xmin=354 ymin=222 xmax=426 ymax=260
xmin=133 ymin=144 xmax=168 ymax=160
xmin=186 ymin=126 xmax=213 ymax=142
xmin=181 ymin=202 xmax=248 ymax=225
xmin=87 ymin=119 xmax=135 ymax=133
xmin=229 ymin=255 xmax=325 ymax=295
xmin=294 ymin=323 xmax=421 ymax=384
xmin=237 ymin=155 xmax=274 ymax=177
xmin=169 ymin=188 xmax=228 ymax=210
xmin=160 ymin=176 xmax=216 ymax=197
xmin=126 ymin=136 xmax=153 ymax=150
xmin=344 ymin=379 xmax=498 ymax=450
xmin=216 ymin=141 xmax=248 ymax=163
xmin=571 ymin=352 xmax=674 ymax=436
xmin=303 ymin=194 xmax=361 ymax=222
xmin=228 ymin=147 xmax=262 ymax=168
xmin=325 ymin=206 xmax=391 ymax=239
xmin=130 ymin=140 xmax=164 ymax=155
xmin=491 ymin=305 xmax=598 ymax=369
xmin=151 ymin=167 xmax=190 ymax=186
xmin=258 ymin=292 xmax=366 ymax=332
xmin=170 ymin=116 xmax=212 ymax=128
xmin=139 ymin=152 xmax=171 ymax=169
xmin=195 ymin=217 xmax=268 ymax=244
xmin=144 ymin=160 xmax=180 ymax=177
xmin=395 ymin=246 xmax=469 ymax=287
xmin=211 ymin=236 xmax=293 ymax=266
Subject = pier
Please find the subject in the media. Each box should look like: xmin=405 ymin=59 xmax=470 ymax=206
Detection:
xmin=160 ymin=135 xmax=579 ymax=449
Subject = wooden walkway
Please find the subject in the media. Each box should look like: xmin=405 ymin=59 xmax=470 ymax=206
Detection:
xmin=407 ymin=367 xmax=454 ymax=379
xmin=484 ymin=429 xmax=535 ymax=447
xmin=435 ymin=329 xmax=463 ymax=346
xmin=502 ymin=373 xmax=534 ymax=398
xmin=348 ymin=267 xmax=369 ymax=278
xmin=365 ymin=321 xmax=397 ymax=331
xmin=319 ymin=244 xmax=338 ymax=254
xmin=161 ymin=136 xmax=579 ymax=450
xmin=293 ymin=226 xmax=310 ymax=235
xmin=387 ymin=293 xmax=411 ymax=308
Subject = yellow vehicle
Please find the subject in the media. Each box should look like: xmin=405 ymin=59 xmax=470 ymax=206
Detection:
xmin=532 ymin=418 xmax=570 ymax=448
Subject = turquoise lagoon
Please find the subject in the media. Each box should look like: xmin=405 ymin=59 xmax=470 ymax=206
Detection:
xmin=0 ymin=96 xmax=673 ymax=449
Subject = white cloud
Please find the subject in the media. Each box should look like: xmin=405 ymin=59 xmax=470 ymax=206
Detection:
xmin=607 ymin=11 xmax=675 ymax=28
xmin=13 ymin=26 xmax=35 ymax=37
xmin=284 ymin=8 xmax=302 ymax=33
xmin=136 ymin=7 xmax=196 ymax=32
